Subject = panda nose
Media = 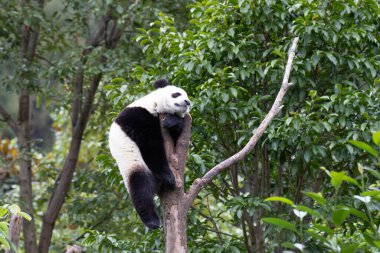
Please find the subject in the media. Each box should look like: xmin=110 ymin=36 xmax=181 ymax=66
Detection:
xmin=185 ymin=99 xmax=190 ymax=106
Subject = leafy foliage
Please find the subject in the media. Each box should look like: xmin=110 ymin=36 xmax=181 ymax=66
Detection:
xmin=263 ymin=131 xmax=380 ymax=252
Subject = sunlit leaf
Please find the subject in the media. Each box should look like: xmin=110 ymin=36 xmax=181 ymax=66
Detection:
xmin=8 ymin=204 xmax=20 ymax=215
xmin=0 ymin=207 xmax=7 ymax=218
xmin=373 ymin=130 xmax=380 ymax=146
xmin=265 ymin=196 xmax=294 ymax=206
xmin=262 ymin=218 xmax=297 ymax=233
xmin=19 ymin=212 xmax=32 ymax=221
xmin=348 ymin=140 xmax=378 ymax=158
xmin=330 ymin=171 xmax=346 ymax=190
xmin=303 ymin=192 xmax=326 ymax=205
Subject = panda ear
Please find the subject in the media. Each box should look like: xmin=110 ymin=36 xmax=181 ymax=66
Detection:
xmin=153 ymin=79 xmax=169 ymax=89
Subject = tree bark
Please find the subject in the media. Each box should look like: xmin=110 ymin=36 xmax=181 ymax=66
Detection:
xmin=5 ymin=214 xmax=23 ymax=253
xmin=18 ymin=90 xmax=39 ymax=253
xmin=159 ymin=114 xmax=192 ymax=253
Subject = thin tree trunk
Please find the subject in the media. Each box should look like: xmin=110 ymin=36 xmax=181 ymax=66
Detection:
xmin=5 ymin=214 xmax=23 ymax=253
xmin=38 ymin=133 xmax=83 ymax=253
xmin=38 ymin=10 xmax=127 ymax=251
xmin=38 ymin=74 xmax=102 ymax=253
xmin=18 ymin=0 xmax=44 ymax=250
xmin=18 ymin=90 xmax=38 ymax=253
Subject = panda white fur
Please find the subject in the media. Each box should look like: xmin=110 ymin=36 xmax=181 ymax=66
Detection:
xmin=108 ymin=79 xmax=190 ymax=229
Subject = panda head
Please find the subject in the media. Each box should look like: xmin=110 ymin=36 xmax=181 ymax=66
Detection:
xmin=153 ymin=79 xmax=191 ymax=118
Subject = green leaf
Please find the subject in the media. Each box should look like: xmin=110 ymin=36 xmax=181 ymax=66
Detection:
xmin=296 ymin=205 xmax=322 ymax=219
xmin=341 ymin=244 xmax=359 ymax=253
xmin=0 ymin=235 xmax=10 ymax=250
xmin=265 ymin=196 xmax=294 ymax=206
xmin=311 ymin=54 xmax=320 ymax=66
xmin=230 ymin=87 xmax=238 ymax=98
xmin=303 ymin=191 xmax=326 ymax=205
xmin=0 ymin=222 xmax=8 ymax=233
xmin=262 ymin=218 xmax=297 ymax=233
xmin=307 ymin=229 xmax=328 ymax=243
xmin=0 ymin=207 xmax=7 ymax=218
xmin=192 ymin=154 xmax=203 ymax=165
xmin=230 ymin=246 xmax=240 ymax=253
xmin=326 ymin=52 xmax=337 ymax=65
xmin=342 ymin=175 xmax=360 ymax=187
xmin=348 ymin=207 xmax=369 ymax=222
xmin=304 ymin=150 xmax=311 ymax=162
xmin=330 ymin=171 xmax=346 ymax=190
xmin=361 ymin=190 xmax=380 ymax=197
xmin=348 ymin=140 xmax=378 ymax=158
xmin=363 ymin=167 xmax=380 ymax=179
xmin=19 ymin=212 xmax=32 ymax=221
xmin=222 ymin=93 xmax=229 ymax=103
xmin=313 ymin=224 xmax=333 ymax=235
xmin=8 ymin=204 xmax=20 ymax=215
xmin=373 ymin=130 xmax=380 ymax=146
xmin=332 ymin=209 xmax=350 ymax=226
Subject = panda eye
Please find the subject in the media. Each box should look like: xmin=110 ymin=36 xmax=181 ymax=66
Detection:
xmin=171 ymin=92 xmax=182 ymax=98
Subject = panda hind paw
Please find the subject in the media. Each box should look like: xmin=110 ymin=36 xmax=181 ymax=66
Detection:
xmin=160 ymin=172 xmax=176 ymax=191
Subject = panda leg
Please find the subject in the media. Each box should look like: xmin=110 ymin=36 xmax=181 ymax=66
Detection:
xmin=137 ymin=136 xmax=176 ymax=191
xmin=129 ymin=169 xmax=160 ymax=229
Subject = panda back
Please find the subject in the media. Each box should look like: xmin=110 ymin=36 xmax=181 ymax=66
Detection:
xmin=109 ymin=122 xmax=149 ymax=187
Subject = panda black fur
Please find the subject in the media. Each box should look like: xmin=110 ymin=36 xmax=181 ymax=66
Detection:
xmin=108 ymin=79 xmax=190 ymax=229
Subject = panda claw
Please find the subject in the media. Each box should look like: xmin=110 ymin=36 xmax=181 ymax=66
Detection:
xmin=144 ymin=218 xmax=161 ymax=229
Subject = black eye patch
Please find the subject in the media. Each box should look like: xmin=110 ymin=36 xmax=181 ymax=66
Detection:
xmin=171 ymin=92 xmax=182 ymax=98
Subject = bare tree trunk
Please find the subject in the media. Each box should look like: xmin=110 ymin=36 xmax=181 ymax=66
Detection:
xmin=159 ymin=115 xmax=192 ymax=253
xmin=38 ymin=132 xmax=83 ymax=252
xmin=38 ymin=74 xmax=102 ymax=253
xmin=18 ymin=90 xmax=38 ymax=253
xmin=161 ymin=190 xmax=188 ymax=253
xmin=18 ymin=0 xmax=44 ymax=250
xmin=5 ymin=214 xmax=23 ymax=253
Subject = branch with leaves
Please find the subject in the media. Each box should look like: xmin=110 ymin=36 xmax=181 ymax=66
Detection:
xmin=185 ymin=37 xmax=299 ymax=205
xmin=159 ymin=37 xmax=299 ymax=252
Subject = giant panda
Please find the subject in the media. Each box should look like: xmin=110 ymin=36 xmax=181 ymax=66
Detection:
xmin=108 ymin=79 xmax=191 ymax=229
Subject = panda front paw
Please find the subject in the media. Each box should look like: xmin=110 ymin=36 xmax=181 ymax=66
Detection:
xmin=163 ymin=113 xmax=184 ymax=129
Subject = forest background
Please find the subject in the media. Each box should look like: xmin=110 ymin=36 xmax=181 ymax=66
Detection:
xmin=0 ymin=0 xmax=379 ymax=252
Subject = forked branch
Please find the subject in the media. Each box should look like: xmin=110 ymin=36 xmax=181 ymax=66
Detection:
xmin=185 ymin=37 xmax=299 ymax=206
